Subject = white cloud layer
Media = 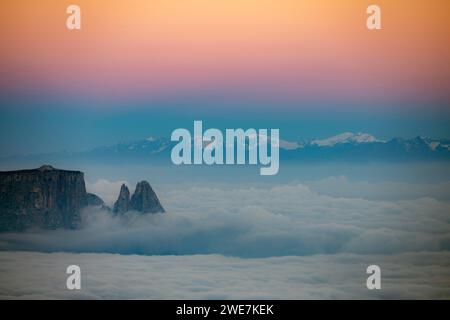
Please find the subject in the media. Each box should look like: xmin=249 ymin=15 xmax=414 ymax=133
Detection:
xmin=305 ymin=175 xmax=450 ymax=201
xmin=1 ymin=251 xmax=449 ymax=299
xmin=1 ymin=180 xmax=450 ymax=299
xmin=0 ymin=182 xmax=449 ymax=257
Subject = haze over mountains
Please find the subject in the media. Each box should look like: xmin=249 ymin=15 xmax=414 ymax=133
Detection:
xmin=2 ymin=132 xmax=450 ymax=164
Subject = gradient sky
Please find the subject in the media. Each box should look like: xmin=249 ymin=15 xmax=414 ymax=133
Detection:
xmin=0 ymin=0 xmax=449 ymax=155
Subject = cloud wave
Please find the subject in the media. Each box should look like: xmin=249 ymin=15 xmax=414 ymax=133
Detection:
xmin=1 ymin=251 xmax=449 ymax=299
xmin=1 ymin=183 xmax=449 ymax=257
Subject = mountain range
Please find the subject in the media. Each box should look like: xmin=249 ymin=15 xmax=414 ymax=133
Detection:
xmin=0 ymin=165 xmax=164 ymax=231
xmin=3 ymin=132 xmax=450 ymax=164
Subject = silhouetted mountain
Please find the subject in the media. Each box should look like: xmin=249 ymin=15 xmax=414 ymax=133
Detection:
xmin=113 ymin=184 xmax=131 ymax=215
xmin=0 ymin=165 xmax=104 ymax=231
xmin=0 ymin=165 xmax=166 ymax=231
xmin=87 ymin=193 xmax=104 ymax=206
xmin=113 ymin=181 xmax=165 ymax=215
xmin=131 ymin=181 xmax=165 ymax=214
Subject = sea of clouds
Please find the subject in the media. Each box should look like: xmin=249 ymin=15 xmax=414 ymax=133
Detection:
xmin=1 ymin=178 xmax=450 ymax=299
xmin=1 ymin=251 xmax=449 ymax=299
xmin=0 ymin=180 xmax=449 ymax=257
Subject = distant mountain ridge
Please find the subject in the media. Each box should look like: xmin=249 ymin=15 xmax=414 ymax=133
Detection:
xmin=2 ymin=133 xmax=450 ymax=164
xmin=63 ymin=133 xmax=450 ymax=162
xmin=310 ymin=132 xmax=383 ymax=147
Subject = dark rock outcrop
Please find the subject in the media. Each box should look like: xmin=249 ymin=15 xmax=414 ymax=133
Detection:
xmin=113 ymin=184 xmax=131 ymax=215
xmin=130 ymin=181 xmax=165 ymax=214
xmin=0 ymin=165 xmax=165 ymax=231
xmin=0 ymin=165 xmax=94 ymax=231
xmin=113 ymin=181 xmax=164 ymax=215
xmin=87 ymin=193 xmax=104 ymax=206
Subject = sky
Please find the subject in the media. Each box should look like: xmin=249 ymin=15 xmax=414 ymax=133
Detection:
xmin=0 ymin=1 xmax=449 ymax=298
xmin=0 ymin=0 xmax=449 ymax=155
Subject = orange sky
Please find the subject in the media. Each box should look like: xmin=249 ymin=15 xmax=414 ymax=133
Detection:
xmin=1 ymin=0 xmax=449 ymax=104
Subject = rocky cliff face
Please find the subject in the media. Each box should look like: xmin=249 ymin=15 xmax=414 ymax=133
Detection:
xmin=113 ymin=181 xmax=165 ymax=214
xmin=113 ymin=184 xmax=131 ymax=215
xmin=87 ymin=193 xmax=104 ymax=206
xmin=0 ymin=165 xmax=92 ymax=231
xmin=131 ymin=181 xmax=165 ymax=214
xmin=0 ymin=165 xmax=164 ymax=231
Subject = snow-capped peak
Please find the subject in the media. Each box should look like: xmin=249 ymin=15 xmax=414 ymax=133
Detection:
xmin=418 ymin=136 xmax=450 ymax=151
xmin=427 ymin=141 xmax=440 ymax=151
xmin=311 ymin=132 xmax=382 ymax=147
xmin=253 ymin=133 xmax=303 ymax=150
xmin=279 ymin=140 xmax=303 ymax=150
